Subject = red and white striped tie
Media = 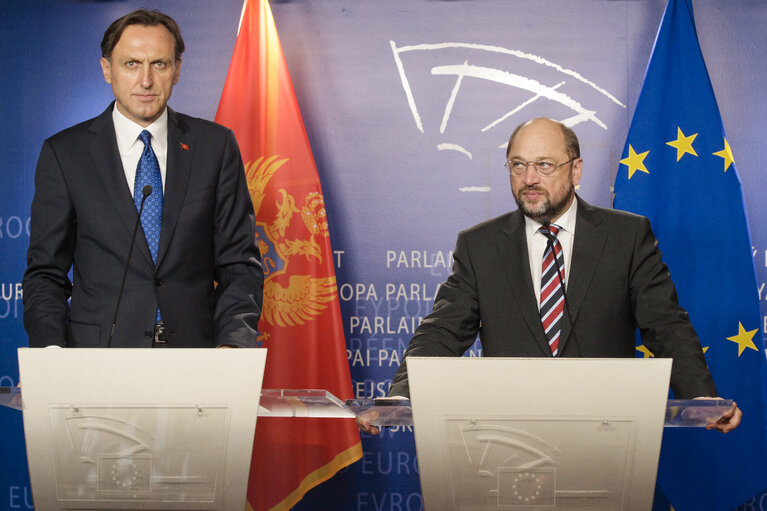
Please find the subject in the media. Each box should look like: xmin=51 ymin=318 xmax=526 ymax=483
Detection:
xmin=539 ymin=224 xmax=565 ymax=356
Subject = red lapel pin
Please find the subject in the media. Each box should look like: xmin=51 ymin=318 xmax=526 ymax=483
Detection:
xmin=180 ymin=142 xmax=189 ymax=151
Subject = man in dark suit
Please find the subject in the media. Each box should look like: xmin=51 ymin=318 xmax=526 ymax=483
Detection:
xmin=361 ymin=118 xmax=740 ymax=434
xmin=22 ymin=9 xmax=263 ymax=348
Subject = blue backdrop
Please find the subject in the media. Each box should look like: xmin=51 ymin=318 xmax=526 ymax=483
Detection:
xmin=2 ymin=1 xmax=767 ymax=509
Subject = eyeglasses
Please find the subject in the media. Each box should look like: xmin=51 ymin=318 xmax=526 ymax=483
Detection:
xmin=504 ymin=157 xmax=577 ymax=176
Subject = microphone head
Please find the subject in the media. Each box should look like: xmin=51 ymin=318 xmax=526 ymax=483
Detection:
xmin=540 ymin=217 xmax=551 ymax=229
xmin=142 ymin=185 xmax=153 ymax=198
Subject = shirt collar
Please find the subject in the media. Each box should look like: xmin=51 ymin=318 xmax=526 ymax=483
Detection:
xmin=112 ymin=104 xmax=169 ymax=151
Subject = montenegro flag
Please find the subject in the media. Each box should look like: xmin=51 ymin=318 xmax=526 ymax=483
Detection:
xmin=215 ymin=1 xmax=362 ymax=510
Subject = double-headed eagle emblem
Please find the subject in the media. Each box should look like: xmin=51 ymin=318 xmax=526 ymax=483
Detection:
xmin=245 ymin=156 xmax=338 ymax=342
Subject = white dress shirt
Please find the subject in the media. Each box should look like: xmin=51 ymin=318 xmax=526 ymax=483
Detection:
xmin=112 ymin=106 xmax=168 ymax=196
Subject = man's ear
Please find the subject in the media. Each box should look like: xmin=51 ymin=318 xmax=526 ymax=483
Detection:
xmin=100 ymin=57 xmax=112 ymax=84
xmin=172 ymin=58 xmax=182 ymax=85
xmin=571 ymin=158 xmax=583 ymax=186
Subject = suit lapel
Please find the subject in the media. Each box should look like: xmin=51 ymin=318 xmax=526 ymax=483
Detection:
xmin=157 ymin=108 xmax=193 ymax=268
xmin=87 ymin=105 xmax=154 ymax=266
xmin=560 ymin=196 xmax=607 ymax=354
xmin=497 ymin=211 xmax=553 ymax=356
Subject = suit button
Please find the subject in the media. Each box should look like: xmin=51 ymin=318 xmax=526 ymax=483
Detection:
xmin=144 ymin=330 xmax=153 ymax=338
xmin=155 ymin=279 xmax=163 ymax=286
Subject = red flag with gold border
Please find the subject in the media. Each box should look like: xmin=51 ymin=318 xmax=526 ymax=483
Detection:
xmin=215 ymin=1 xmax=362 ymax=509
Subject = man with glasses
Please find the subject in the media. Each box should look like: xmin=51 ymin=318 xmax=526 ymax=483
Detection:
xmin=362 ymin=118 xmax=740 ymax=434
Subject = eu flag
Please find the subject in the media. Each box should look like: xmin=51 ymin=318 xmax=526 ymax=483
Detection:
xmin=613 ymin=0 xmax=767 ymax=509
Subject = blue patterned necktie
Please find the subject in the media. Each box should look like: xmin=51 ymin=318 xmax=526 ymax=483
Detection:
xmin=135 ymin=130 xmax=163 ymax=323
xmin=539 ymin=224 xmax=565 ymax=356
xmin=134 ymin=130 xmax=163 ymax=264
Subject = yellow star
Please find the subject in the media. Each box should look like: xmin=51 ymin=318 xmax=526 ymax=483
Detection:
xmin=636 ymin=344 xmax=655 ymax=358
xmin=713 ymin=138 xmax=735 ymax=172
xmin=620 ymin=145 xmax=650 ymax=180
xmin=726 ymin=322 xmax=759 ymax=356
xmin=665 ymin=127 xmax=698 ymax=161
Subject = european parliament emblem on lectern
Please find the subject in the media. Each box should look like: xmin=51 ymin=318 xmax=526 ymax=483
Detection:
xmin=407 ymin=357 xmax=671 ymax=510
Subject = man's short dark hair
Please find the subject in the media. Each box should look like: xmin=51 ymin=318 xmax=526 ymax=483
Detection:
xmin=506 ymin=118 xmax=581 ymax=160
xmin=101 ymin=9 xmax=185 ymax=62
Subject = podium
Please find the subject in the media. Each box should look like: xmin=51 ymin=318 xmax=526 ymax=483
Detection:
xmin=17 ymin=347 xmax=266 ymax=510
xmin=407 ymin=357 xmax=673 ymax=510
xmin=255 ymin=364 xmax=729 ymax=511
xmin=3 ymin=353 xmax=730 ymax=511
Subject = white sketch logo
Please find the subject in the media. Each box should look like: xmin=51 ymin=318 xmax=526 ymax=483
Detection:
xmin=390 ymin=41 xmax=625 ymax=192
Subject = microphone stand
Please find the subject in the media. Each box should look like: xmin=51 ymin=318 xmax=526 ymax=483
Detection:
xmin=107 ymin=185 xmax=152 ymax=348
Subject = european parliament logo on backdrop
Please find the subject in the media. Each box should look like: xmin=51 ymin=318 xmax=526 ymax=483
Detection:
xmin=390 ymin=41 xmax=624 ymax=191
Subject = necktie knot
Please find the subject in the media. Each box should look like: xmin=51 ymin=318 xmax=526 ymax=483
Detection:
xmin=539 ymin=223 xmax=562 ymax=239
xmin=138 ymin=129 xmax=152 ymax=147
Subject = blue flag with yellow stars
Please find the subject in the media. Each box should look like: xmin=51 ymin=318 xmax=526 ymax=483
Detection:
xmin=613 ymin=0 xmax=767 ymax=509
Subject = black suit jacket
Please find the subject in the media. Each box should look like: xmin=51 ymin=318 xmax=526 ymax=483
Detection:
xmin=23 ymin=104 xmax=263 ymax=348
xmin=390 ymin=196 xmax=716 ymax=399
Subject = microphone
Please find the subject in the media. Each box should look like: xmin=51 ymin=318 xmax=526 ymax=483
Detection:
xmin=539 ymin=218 xmax=581 ymax=357
xmin=107 ymin=185 xmax=152 ymax=347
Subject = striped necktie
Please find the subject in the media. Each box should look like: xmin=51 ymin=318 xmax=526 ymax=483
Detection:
xmin=539 ymin=224 xmax=565 ymax=356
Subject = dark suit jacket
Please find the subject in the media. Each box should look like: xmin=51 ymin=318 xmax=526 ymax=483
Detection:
xmin=390 ymin=196 xmax=716 ymax=399
xmin=23 ymin=104 xmax=263 ymax=348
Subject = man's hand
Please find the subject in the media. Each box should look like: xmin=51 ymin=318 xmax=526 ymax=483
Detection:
xmin=356 ymin=410 xmax=380 ymax=436
xmin=706 ymin=401 xmax=741 ymax=433
xmin=354 ymin=395 xmax=409 ymax=435
xmin=696 ymin=397 xmax=742 ymax=433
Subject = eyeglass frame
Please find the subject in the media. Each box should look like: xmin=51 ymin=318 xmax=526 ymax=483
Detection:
xmin=504 ymin=157 xmax=578 ymax=176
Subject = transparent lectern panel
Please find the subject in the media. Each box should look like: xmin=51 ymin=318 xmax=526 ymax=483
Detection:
xmin=665 ymin=399 xmax=734 ymax=427
xmin=49 ymin=404 xmax=229 ymax=509
xmin=444 ymin=417 xmax=635 ymax=510
xmin=0 ymin=386 xmax=21 ymax=410
xmin=344 ymin=398 xmax=413 ymax=426
xmin=258 ymin=389 xmax=354 ymax=418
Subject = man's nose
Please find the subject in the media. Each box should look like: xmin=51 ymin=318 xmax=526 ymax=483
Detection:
xmin=139 ymin=65 xmax=153 ymax=87
xmin=521 ymin=164 xmax=541 ymax=184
